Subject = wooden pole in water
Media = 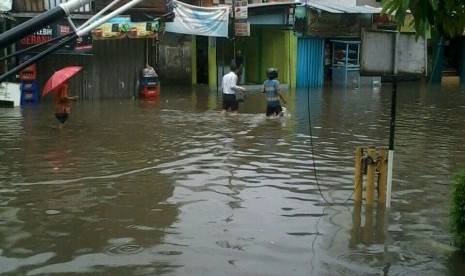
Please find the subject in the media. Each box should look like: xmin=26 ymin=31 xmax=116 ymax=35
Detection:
xmin=363 ymin=203 xmax=374 ymax=244
xmin=354 ymin=146 xmax=363 ymax=202
xmin=349 ymin=202 xmax=362 ymax=249
xmin=366 ymin=148 xmax=376 ymax=205
xmin=378 ymin=147 xmax=387 ymax=203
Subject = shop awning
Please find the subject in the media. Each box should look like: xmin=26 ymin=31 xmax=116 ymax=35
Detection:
xmin=304 ymin=2 xmax=381 ymax=14
xmin=0 ymin=12 xmax=15 ymax=21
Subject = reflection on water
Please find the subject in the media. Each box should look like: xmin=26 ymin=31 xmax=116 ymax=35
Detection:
xmin=1 ymin=80 xmax=465 ymax=275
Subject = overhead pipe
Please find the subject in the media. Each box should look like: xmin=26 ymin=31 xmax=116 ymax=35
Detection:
xmin=0 ymin=0 xmax=149 ymax=82
xmin=0 ymin=0 xmax=123 ymax=61
xmin=0 ymin=34 xmax=72 ymax=61
xmin=0 ymin=0 xmax=93 ymax=49
xmin=0 ymin=34 xmax=78 ymax=82
xmin=76 ymin=0 xmax=145 ymax=36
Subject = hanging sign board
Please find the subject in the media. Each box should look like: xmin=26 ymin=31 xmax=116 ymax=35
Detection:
xmin=293 ymin=6 xmax=307 ymax=36
xmin=91 ymin=15 xmax=130 ymax=40
xmin=19 ymin=25 xmax=53 ymax=46
xmin=127 ymin=21 xmax=159 ymax=38
xmin=16 ymin=19 xmax=93 ymax=54
xmin=234 ymin=20 xmax=249 ymax=36
xmin=91 ymin=16 xmax=159 ymax=40
xmin=165 ymin=0 xmax=229 ymax=37
xmin=360 ymin=29 xmax=426 ymax=76
xmin=234 ymin=0 xmax=248 ymax=20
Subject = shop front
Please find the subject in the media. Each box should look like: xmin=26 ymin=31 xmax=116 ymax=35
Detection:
xmin=294 ymin=4 xmax=378 ymax=88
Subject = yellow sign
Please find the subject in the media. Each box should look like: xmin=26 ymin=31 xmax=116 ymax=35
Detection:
xmin=127 ymin=22 xmax=159 ymax=39
xmin=91 ymin=16 xmax=159 ymax=40
xmin=92 ymin=22 xmax=129 ymax=40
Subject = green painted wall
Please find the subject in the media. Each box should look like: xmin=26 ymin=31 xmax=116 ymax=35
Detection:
xmin=236 ymin=27 xmax=296 ymax=87
xmin=208 ymin=37 xmax=217 ymax=86
xmin=195 ymin=27 xmax=297 ymax=88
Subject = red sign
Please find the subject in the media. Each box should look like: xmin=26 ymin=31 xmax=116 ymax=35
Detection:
xmin=20 ymin=26 xmax=53 ymax=45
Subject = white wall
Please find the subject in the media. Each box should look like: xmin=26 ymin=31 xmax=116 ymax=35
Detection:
xmin=0 ymin=82 xmax=21 ymax=106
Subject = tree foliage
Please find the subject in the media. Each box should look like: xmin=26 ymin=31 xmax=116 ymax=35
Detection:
xmin=381 ymin=0 xmax=465 ymax=38
xmin=450 ymin=170 xmax=465 ymax=251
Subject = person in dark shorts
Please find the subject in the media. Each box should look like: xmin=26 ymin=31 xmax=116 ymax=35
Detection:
xmin=221 ymin=64 xmax=245 ymax=115
xmin=262 ymin=68 xmax=286 ymax=116
xmin=54 ymin=82 xmax=78 ymax=129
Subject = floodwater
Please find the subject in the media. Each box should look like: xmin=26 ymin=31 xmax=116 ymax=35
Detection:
xmin=1 ymin=78 xmax=465 ymax=275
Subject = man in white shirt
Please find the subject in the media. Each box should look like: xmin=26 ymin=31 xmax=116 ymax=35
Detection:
xmin=221 ymin=64 xmax=245 ymax=115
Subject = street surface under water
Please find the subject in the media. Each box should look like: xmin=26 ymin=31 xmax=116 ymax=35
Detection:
xmin=1 ymin=78 xmax=465 ymax=275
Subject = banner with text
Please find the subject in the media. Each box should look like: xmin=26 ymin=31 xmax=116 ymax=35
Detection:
xmin=165 ymin=0 xmax=229 ymax=37
xmin=16 ymin=20 xmax=92 ymax=54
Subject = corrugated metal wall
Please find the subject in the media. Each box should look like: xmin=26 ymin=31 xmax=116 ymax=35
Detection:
xmin=296 ymin=37 xmax=325 ymax=88
xmin=239 ymin=27 xmax=293 ymax=85
xmin=37 ymin=36 xmax=195 ymax=99
xmin=37 ymin=39 xmax=146 ymax=99
xmin=92 ymin=39 xmax=146 ymax=99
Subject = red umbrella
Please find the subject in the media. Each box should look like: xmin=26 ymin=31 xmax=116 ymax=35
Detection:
xmin=42 ymin=66 xmax=82 ymax=97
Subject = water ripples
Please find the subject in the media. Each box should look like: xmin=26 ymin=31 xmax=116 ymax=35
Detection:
xmin=1 ymin=83 xmax=465 ymax=274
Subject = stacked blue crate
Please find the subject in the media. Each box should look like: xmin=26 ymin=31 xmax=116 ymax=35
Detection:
xmin=20 ymin=79 xmax=38 ymax=105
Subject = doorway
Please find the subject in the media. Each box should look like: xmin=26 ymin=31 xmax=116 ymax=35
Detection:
xmin=196 ymin=36 xmax=208 ymax=84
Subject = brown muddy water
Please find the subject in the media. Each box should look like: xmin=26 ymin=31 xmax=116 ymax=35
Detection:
xmin=1 ymin=78 xmax=465 ymax=275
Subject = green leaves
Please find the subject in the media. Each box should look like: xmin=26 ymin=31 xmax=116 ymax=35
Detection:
xmin=451 ymin=170 xmax=465 ymax=251
xmin=382 ymin=0 xmax=465 ymax=38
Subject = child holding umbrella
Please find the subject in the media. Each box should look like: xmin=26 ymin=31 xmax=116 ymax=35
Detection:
xmin=54 ymin=81 xmax=78 ymax=129
xmin=42 ymin=66 xmax=82 ymax=129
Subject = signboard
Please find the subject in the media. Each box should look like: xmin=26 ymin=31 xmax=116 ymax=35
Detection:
xmin=91 ymin=15 xmax=130 ymax=40
xmin=20 ymin=26 xmax=53 ymax=46
xmin=58 ymin=24 xmax=92 ymax=54
xmin=308 ymin=12 xmax=371 ymax=38
xmin=16 ymin=21 xmax=92 ymax=54
xmin=91 ymin=16 xmax=160 ymax=40
xmin=127 ymin=22 xmax=159 ymax=38
xmin=360 ymin=29 xmax=426 ymax=75
xmin=293 ymin=6 xmax=307 ymax=36
xmin=234 ymin=20 xmax=249 ymax=36
xmin=234 ymin=0 xmax=248 ymax=20
xmin=165 ymin=0 xmax=229 ymax=37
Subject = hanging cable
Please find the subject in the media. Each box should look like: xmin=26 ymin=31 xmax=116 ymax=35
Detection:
xmin=305 ymin=56 xmax=361 ymax=205
xmin=306 ymin=84 xmax=333 ymax=205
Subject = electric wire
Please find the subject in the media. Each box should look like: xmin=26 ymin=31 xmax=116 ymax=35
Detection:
xmin=306 ymin=85 xmax=356 ymax=205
